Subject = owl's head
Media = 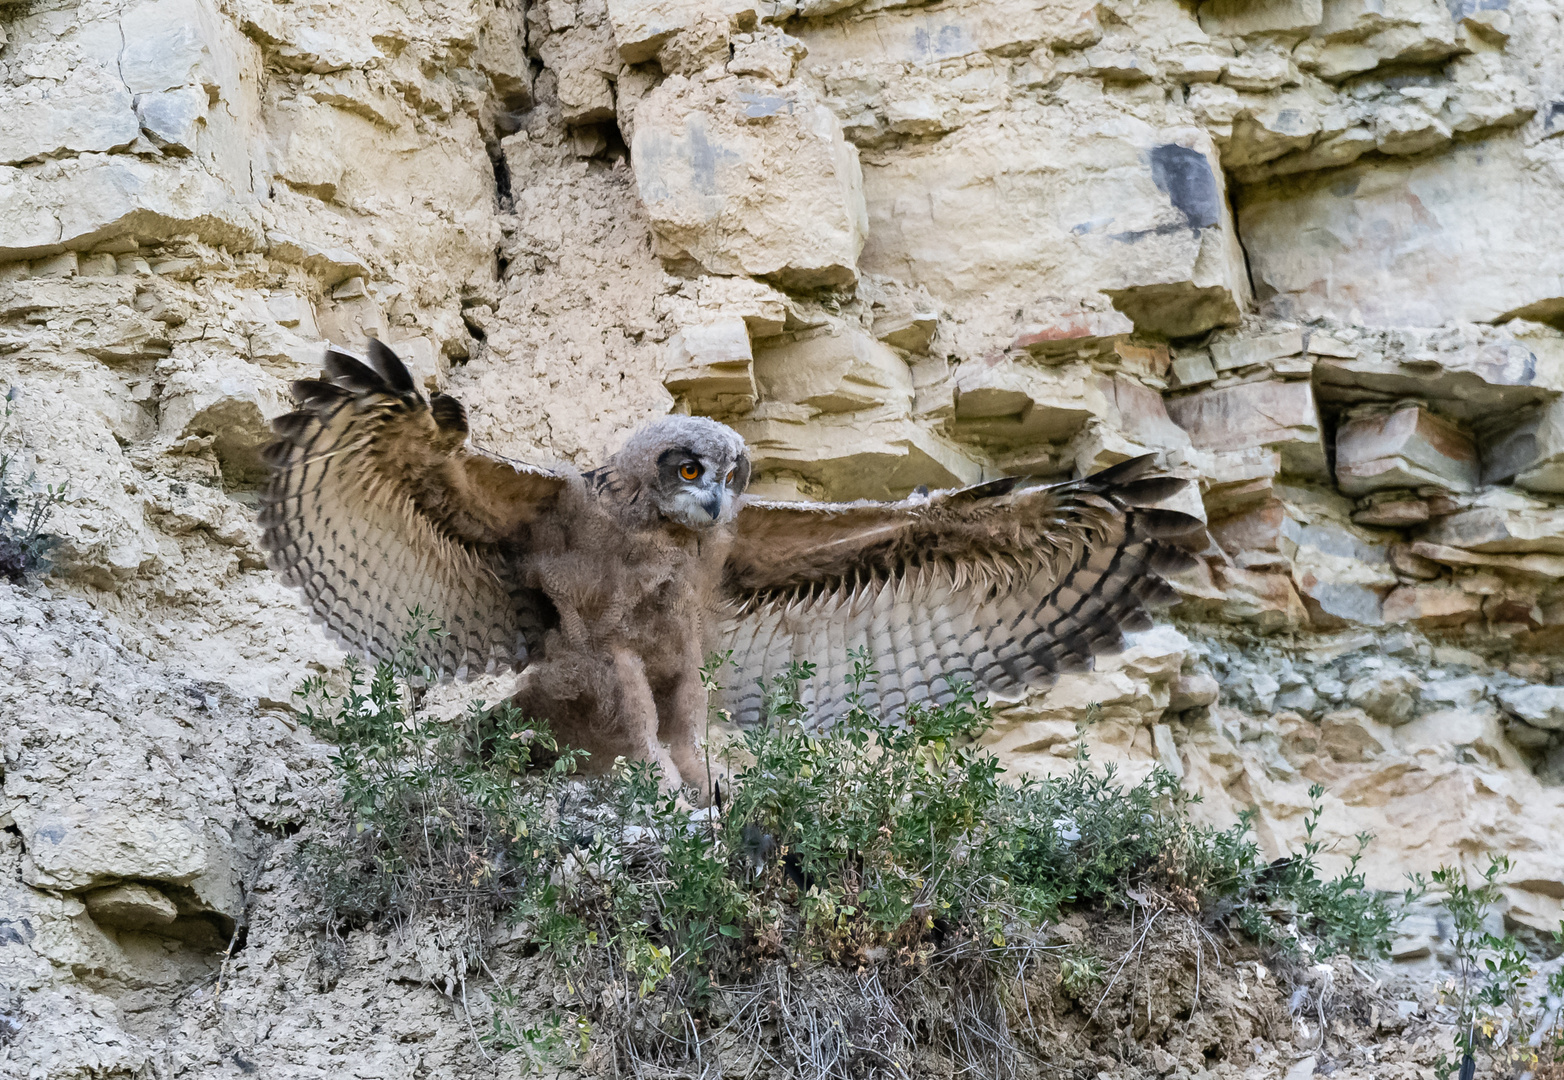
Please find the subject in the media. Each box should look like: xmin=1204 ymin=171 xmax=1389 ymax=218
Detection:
xmin=614 ymin=415 xmax=751 ymax=529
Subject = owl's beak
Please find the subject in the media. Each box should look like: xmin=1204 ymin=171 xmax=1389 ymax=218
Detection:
xmin=700 ymin=490 xmax=723 ymax=521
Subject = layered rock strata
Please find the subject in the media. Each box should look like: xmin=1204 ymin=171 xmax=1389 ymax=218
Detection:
xmin=3 ymin=0 xmax=1564 ymax=1070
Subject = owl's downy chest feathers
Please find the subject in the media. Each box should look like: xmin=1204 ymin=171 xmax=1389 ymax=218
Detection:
xmin=521 ymin=478 xmax=732 ymax=655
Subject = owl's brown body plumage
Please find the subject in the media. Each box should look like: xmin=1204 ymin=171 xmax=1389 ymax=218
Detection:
xmin=260 ymin=342 xmax=1202 ymax=799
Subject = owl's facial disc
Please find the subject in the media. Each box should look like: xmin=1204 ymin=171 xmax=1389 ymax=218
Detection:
xmin=655 ymin=447 xmax=746 ymax=529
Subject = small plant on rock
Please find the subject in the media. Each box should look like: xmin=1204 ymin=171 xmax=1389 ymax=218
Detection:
xmin=0 ymin=386 xmax=69 ymax=584
xmin=1432 ymin=855 xmax=1564 ymax=1080
xmin=293 ymin=613 xmax=587 ymax=970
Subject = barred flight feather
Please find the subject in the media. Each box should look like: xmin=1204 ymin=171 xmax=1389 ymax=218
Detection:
xmin=715 ymin=458 xmax=1202 ymax=726
xmin=258 ymin=341 xmax=563 ymax=677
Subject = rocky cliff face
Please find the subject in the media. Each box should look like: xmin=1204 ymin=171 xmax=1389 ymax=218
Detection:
xmin=3 ymin=0 xmax=1564 ymax=1072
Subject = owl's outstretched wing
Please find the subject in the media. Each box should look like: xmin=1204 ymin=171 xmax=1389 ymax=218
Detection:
xmin=714 ymin=457 xmax=1202 ymax=725
xmin=258 ymin=341 xmax=563 ymax=675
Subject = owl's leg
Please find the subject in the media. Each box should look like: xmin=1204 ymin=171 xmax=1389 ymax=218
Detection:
xmin=610 ymin=645 xmax=685 ymax=790
xmin=655 ymin=643 xmax=725 ymax=806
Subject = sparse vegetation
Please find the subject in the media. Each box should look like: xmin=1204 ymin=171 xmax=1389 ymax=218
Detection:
xmin=1432 ymin=855 xmax=1564 ymax=1079
xmin=0 ymin=386 xmax=68 ymax=584
xmin=297 ymin=622 xmax=1419 ymax=1076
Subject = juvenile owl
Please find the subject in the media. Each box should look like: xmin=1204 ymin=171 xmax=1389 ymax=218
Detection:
xmin=260 ymin=341 xmax=1201 ymax=801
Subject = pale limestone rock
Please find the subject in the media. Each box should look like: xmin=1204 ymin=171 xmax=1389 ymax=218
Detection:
xmin=1355 ymin=494 xmax=1430 ymax=528
xmin=950 ymin=358 xmax=1105 ymax=449
xmin=984 ymin=628 xmax=1187 ymax=777
xmin=1421 ymin=674 xmax=1489 ymax=710
xmin=1011 ymin=310 xmax=1136 ymax=358
xmin=16 ymin=807 xmax=243 ymax=934
xmin=265 ymin=291 xmax=316 ymax=331
xmin=633 ymin=75 xmax=867 ymax=289
xmin=83 ymin=883 xmax=180 ymax=931
xmin=1397 ymin=705 xmax=1520 ymax=767
xmin=728 ymin=31 xmax=807 ymax=83
xmin=158 ymin=355 xmax=291 ymax=484
xmin=733 ymin=414 xmax=979 ymax=500
xmin=607 ymin=0 xmax=754 ymax=64
xmin=1199 ymin=447 xmax=1282 ymax=516
xmin=120 ymin=0 xmax=226 ymax=94
xmin=1320 ymin=708 xmax=1394 ymax=762
xmin=1417 ymin=493 xmax=1564 ymax=554
xmin=873 ymin=311 xmax=938 ymax=353
xmin=1214 ymin=564 xmax=1310 ymax=630
xmin=0 ymin=986 xmax=149 ymax=1078
xmin=1311 ymin=327 xmax=1564 ymax=431
xmin=1166 ymin=379 xmax=1327 ymax=479
xmin=0 ymin=62 xmax=141 ymax=166
xmin=856 ymin=111 xmax=1246 ymax=352
xmin=1374 ymin=104 xmax=1451 ymax=155
xmin=1405 ymin=541 xmax=1564 ymax=581
xmin=276 ymin=102 xmax=349 ymax=200
xmin=2 ymin=388 xmax=159 ymax=588
xmin=662 ymin=317 xmax=757 ymax=415
xmin=1487 ymin=398 xmax=1564 ymax=493
xmin=1198 ymin=0 xmax=1322 ymax=38
xmin=1169 ymin=350 xmax=1218 ymax=389
xmin=0 ymin=155 xmax=261 ymax=262
xmin=1346 ymin=666 xmax=1421 ymax=726
xmin=538 ymin=24 xmax=619 ymax=125
xmin=1223 ymin=49 xmax=1293 ymax=92
xmin=1209 ymin=328 xmax=1303 ymax=372
xmin=264 ymin=231 xmax=370 ymax=286
xmin=1381 ymin=583 xmax=1484 ymax=627
xmin=1334 ymin=404 xmax=1478 ymax=495
xmin=1240 ymin=136 xmax=1564 ymax=328
xmin=1169 ymin=671 xmax=1220 ymax=711
xmin=753 ymin=323 xmax=911 ymax=416
xmin=1287 ymin=515 xmax=1395 ymax=628
xmin=1497 ymin=685 xmax=1564 ymax=732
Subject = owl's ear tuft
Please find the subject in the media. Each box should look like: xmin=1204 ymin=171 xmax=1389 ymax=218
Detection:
xmin=365 ymin=338 xmax=418 ymax=395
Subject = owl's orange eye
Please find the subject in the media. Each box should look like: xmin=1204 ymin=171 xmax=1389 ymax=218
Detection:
xmin=679 ymin=462 xmax=701 ymax=481
xmin=725 ymin=468 xmax=736 ymax=484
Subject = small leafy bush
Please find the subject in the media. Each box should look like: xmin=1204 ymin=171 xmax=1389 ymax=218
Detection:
xmin=0 ymin=387 xmax=68 ymax=583
xmin=1218 ymin=784 xmax=1419 ymax=960
xmin=1432 ymin=855 xmax=1564 ymax=1079
xmin=293 ymin=620 xmax=587 ymax=967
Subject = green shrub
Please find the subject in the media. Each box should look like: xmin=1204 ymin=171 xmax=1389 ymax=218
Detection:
xmin=293 ymin=619 xmax=587 ymax=966
xmin=298 ymin=633 xmax=1415 ymax=1070
xmin=0 ymin=387 xmax=68 ymax=584
xmin=1431 ymin=855 xmax=1564 ymax=1079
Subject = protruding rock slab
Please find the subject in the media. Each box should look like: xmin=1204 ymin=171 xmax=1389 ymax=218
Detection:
xmin=84 ymin=883 xmax=180 ymax=932
xmin=632 ymin=75 xmax=867 ymax=290
xmin=1166 ymin=379 xmax=1327 ymax=479
xmin=857 ymin=118 xmax=1248 ymax=346
xmin=1334 ymin=404 xmax=1478 ymax=495
xmin=0 ymin=156 xmax=262 ymax=262
xmin=662 ymin=317 xmax=757 ymax=415
xmin=1239 ymin=135 xmax=1564 ymax=327
xmin=1486 ymin=398 xmax=1564 ymax=493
